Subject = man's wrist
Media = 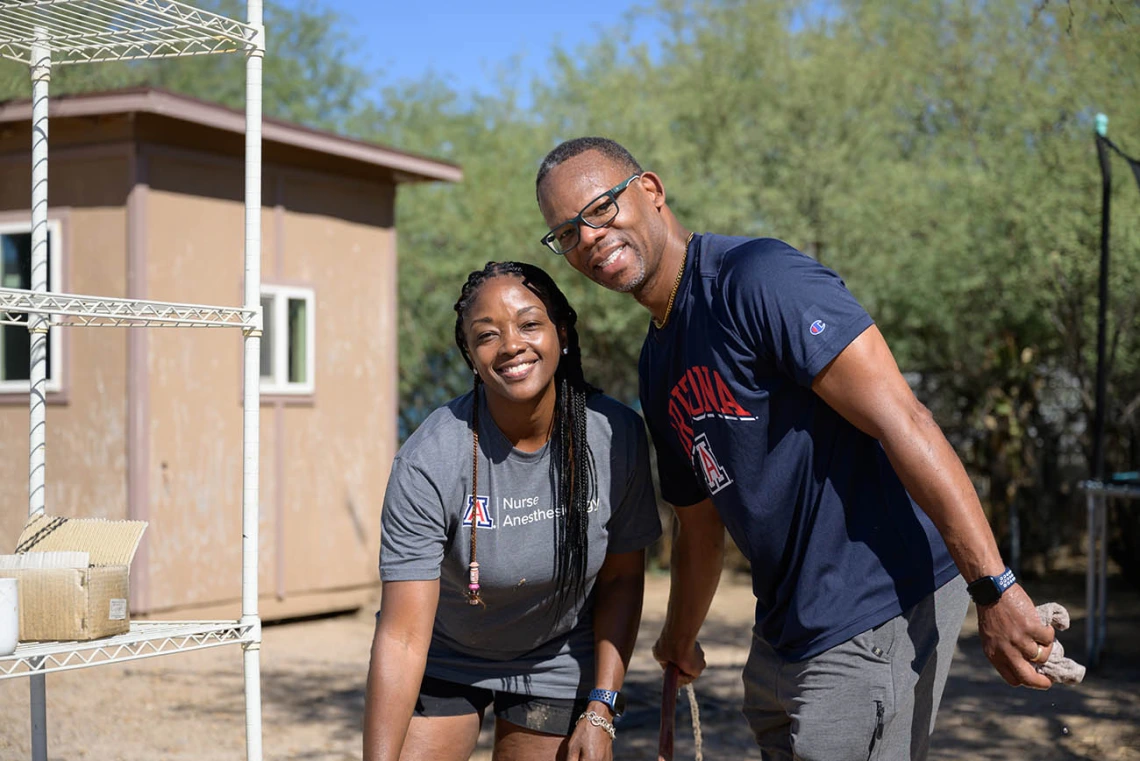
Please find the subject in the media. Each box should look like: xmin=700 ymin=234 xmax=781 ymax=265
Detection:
xmin=658 ymin=624 xmax=698 ymax=653
xmin=966 ymin=566 xmax=1018 ymax=606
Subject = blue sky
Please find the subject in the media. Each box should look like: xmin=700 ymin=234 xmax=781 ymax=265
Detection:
xmin=286 ymin=0 xmax=662 ymax=103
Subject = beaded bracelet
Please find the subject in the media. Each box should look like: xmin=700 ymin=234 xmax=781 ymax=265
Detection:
xmin=577 ymin=710 xmax=616 ymax=740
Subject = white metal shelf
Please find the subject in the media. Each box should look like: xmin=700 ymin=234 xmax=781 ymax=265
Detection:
xmin=0 ymin=0 xmax=261 ymax=65
xmin=5 ymin=0 xmax=265 ymax=756
xmin=0 ymin=287 xmax=258 ymax=328
xmin=0 ymin=620 xmax=256 ymax=680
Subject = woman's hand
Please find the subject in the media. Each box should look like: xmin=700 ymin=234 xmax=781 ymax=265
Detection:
xmin=566 ymin=712 xmax=615 ymax=761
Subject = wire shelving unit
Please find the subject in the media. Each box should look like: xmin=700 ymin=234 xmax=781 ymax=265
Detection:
xmin=0 ymin=288 xmax=259 ymax=328
xmin=0 ymin=2 xmax=265 ymax=759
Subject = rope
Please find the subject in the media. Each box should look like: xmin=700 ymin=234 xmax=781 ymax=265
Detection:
xmin=685 ymin=683 xmax=703 ymax=761
xmin=659 ymin=665 xmax=703 ymax=761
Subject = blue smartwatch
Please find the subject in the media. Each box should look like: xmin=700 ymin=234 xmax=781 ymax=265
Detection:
xmin=587 ymin=688 xmax=625 ymax=717
xmin=966 ymin=566 xmax=1017 ymax=606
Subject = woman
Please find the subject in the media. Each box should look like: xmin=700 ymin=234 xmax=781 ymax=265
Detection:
xmin=364 ymin=261 xmax=660 ymax=761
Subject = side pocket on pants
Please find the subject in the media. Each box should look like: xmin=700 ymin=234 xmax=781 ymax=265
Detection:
xmin=866 ymin=697 xmax=885 ymax=760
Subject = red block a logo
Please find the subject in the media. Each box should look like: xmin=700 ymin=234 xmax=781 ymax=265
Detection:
xmin=462 ymin=495 xmax=495 ymax=528
xmin=692 ymin=434 xmax=733 ymax=495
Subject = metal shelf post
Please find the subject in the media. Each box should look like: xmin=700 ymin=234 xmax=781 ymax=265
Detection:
xmin=0 ymin=3 xmax=265 ymax=759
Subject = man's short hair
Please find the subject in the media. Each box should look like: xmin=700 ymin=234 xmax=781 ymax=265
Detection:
xmin=535 ymin=137 xmax=643 ymax=196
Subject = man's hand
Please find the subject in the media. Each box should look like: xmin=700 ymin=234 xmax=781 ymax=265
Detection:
xmin=652 ymin=633 xmax=707 ymax=687
xmin=977 ymin=584 xmax=1056 ymax=689
xmin=566 ymin=709 xmax=614 ymax=761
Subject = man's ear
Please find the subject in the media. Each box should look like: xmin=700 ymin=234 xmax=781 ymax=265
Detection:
xmin=638 ymin=171 xmax=667 ymax=209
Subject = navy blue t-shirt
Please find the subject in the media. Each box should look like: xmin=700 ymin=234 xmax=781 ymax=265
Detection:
xmin=639 ymin=234 xmax=959 ymax=660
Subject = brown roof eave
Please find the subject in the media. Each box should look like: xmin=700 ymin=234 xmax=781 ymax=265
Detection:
xmin=0 ymin=87 xmax=462 ymax=184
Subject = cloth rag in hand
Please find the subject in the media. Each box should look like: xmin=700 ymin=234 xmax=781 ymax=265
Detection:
xmin=1035 ymin=603 xmax=1086 ymax=685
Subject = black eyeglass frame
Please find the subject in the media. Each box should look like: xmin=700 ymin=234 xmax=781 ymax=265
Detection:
xmin=539 ymin=173 xmax=642 ymax=256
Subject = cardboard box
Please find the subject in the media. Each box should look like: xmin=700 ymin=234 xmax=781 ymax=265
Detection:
xmin=0 ymin=514 xmax=147 ymax=641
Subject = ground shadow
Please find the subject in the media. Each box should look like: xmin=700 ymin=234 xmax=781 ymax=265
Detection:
xmin=158 ymin=570 xmax=1140 ymax=761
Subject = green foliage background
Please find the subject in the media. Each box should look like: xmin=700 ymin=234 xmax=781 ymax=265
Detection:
xmin=3 ymin=0 xmax=1138 ymax=568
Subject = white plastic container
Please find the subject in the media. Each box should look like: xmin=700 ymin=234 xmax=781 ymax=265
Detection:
xmin=0 ymin=577 xmax=17 ymax=656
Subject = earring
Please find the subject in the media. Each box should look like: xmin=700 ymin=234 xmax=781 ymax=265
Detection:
xmin=562 ymin=347 xmax=568 ymax=355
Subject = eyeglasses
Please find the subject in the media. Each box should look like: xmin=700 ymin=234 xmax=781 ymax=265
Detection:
xmin=540 ymin=174 xmax=642 ymax=256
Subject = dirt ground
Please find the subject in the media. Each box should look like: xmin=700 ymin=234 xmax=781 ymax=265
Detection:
xmin=1 ymin=567 xmax=1138 ymax=761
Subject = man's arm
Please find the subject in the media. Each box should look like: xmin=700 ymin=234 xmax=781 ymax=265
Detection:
xmin=652 ymin=499 xmax=725 ymax=685
xmin=812 ymin=325 xmax=1054 ymax=689
xmin=363 ymin=579 xmax=440 ymax=761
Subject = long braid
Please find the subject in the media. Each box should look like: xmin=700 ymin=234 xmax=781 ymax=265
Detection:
xmin=552 ymin=334 xmax=598 ymax=622
xmin=454 ymin=262 xmax=600 ymax=619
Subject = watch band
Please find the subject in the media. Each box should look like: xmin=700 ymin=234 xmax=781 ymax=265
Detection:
xmin=993 ymin=567 xmax=1017 ymax=593
xmin=587 ymin=688 xmax=622 ymax=715
xmin=966 ymin=566 xmax=1017 ymax=606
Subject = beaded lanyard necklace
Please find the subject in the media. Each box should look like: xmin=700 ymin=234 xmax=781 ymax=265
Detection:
xmin=466 ymin=389 xmax=484 ymax=606
xmin=465 ymin=383 xmax=558 ymax=606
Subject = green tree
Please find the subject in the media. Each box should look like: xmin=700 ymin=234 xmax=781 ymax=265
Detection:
xmin=4 ymin=0 xmax=1138 ymax=570
xmin=0 ymin=0 xmax=369 ymax=131
xmin=524 ymin=0 xmax=1140 ymax=563
xmin=348 ymin=77 xmax=566 ymax=433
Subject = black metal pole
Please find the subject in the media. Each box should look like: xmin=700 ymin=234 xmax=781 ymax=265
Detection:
xmin=1092 ymin=134 xmax=1111 ymax=481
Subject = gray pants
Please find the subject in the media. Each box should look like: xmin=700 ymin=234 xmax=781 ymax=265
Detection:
xmin=742 ymin=575 xmax=968 ymax=761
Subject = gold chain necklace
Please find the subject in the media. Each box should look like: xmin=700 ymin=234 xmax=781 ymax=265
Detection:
xmin=654 ymin=232 xmax=695 ymax=330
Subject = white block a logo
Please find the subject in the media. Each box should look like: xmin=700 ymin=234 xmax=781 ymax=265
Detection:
xmin=462 ymin=495 xmax=495 ymax=528
xmin=692 ymin=434 xmax=733 ymax=495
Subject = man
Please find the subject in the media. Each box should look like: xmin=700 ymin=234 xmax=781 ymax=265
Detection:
xmin=534 ymin=137 xmax=1056 ymax=760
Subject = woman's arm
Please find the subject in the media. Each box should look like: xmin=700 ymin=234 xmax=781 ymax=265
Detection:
xmin=567 ymin=549 xmax=647 ymax=760
xmin=363 ymin=579 xmax=440 ymax=761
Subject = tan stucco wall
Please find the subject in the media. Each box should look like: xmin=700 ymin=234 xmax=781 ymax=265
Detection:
xmin=0 ymin=149 xmax=130 ymax=552
xmin=276 ymin=171 xmax=396 ymax=601
xmin=140 ymin=149 xmax=396 ymax=618
xmin=0 ymin=115 xmax=403 ymax=620
xmin=141 ymin=152 xmax=250 ymax=613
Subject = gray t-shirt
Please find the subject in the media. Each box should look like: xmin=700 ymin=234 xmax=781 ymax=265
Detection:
xmin=380 ymin=390 xmax=661 ymax=698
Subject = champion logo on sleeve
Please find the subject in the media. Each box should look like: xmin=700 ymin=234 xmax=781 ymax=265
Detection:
xmin=809 ymin=320 xmax=827 ymax=336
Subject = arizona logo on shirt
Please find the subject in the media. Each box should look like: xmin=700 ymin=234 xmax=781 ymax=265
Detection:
xmin=462 ymin=495 xmax=494 ymax=528
xmin=692 ymin=433 xmax=733 ymax=494
xmin=666 ymin=364 xmax=755 ymax=455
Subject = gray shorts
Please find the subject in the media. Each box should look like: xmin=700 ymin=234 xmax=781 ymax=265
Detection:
xmin=742 ymin=575 xmax=968 ymax=761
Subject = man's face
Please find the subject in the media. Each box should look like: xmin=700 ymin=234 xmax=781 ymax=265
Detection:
xmin=537 ymin=151 xmax=664 ymax=295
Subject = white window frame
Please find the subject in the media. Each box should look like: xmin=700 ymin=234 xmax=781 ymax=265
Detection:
xmin=0 ymin=219 xmax=63 ymax=394
xmin=259 ymin=284 xmax=315 ymax=396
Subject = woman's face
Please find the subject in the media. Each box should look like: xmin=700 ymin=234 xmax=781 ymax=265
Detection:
xmin=463 ymin=275 xmax=563 ymax=408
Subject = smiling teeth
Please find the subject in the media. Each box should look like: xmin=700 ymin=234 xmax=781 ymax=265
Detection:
xmin=499 ymin=361 xmax=536 ymax=378
xmin=598 ymin=246 xmax=624 ymax=269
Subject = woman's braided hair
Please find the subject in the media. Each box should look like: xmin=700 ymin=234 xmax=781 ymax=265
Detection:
xmin=454 ymin=261 xmax=600 ymax=620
